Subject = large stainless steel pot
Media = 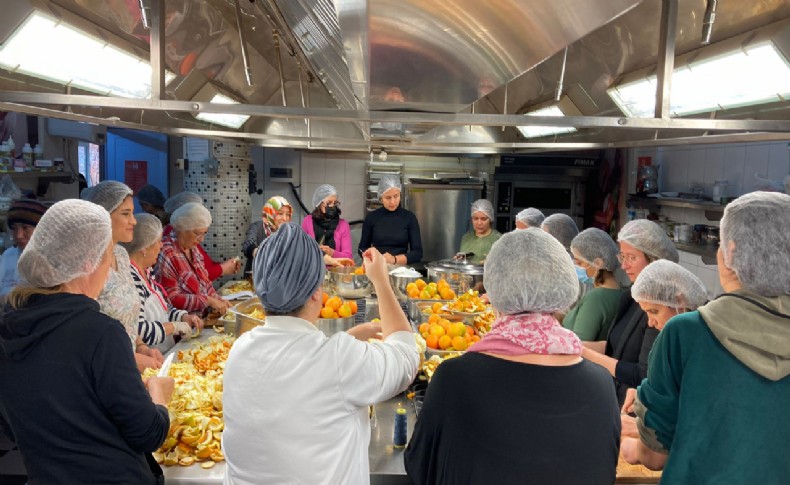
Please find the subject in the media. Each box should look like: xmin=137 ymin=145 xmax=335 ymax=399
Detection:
xmin=316 ymin=316 xmax=356 ymax=337
xmin=425 ymin=259 xmax=484 ymax=294
xmin=326 ymin=267 xmax=373 ymax=299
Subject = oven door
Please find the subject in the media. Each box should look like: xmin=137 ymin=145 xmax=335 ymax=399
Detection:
xmin=494 ymin=180 xmax=581 ymax=232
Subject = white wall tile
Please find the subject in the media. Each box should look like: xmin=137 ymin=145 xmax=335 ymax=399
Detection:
xmin=662 ymin=149 xmax=689 ymax=192
xmin=345 ymin=158 xmax=366 ymax=185
xmin=767 ymin=142 xmax=790 ymax=182
xmin=722 ymin=144 xmax=746 ymax=196
xmin=744 ymin=143 xmax=770 ymax=181
xmin=342 ymin=184 xmax=366 ymax=221
xmin=324 ymin=157 xmax=347 ymax=185
xmin=301 ymin=156 xmax=326 ymax=183
xmin=686 ymin=149 xmax=706 ymax=192
xmin=704 ymin=147 xmax=725 ymax=187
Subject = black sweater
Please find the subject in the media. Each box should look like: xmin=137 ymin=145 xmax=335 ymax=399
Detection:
xmin=0 ymin=293 xmax=169 ymax=484
xmin=405 ymin=352 xmax=621 ymax=485
xmin=358 ymin=206 xmax=423 ymax=263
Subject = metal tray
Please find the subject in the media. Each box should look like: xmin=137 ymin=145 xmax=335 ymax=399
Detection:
xmin=228 ymin=297 xmax=265 ymax=336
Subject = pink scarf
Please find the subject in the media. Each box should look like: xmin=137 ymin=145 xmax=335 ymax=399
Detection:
xmin=468 ymin=313 xmax=582 ymax=356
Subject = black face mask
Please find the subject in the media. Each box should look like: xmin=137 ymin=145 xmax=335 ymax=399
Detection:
xmin=324 ymin=206 xmax=339 ymax=219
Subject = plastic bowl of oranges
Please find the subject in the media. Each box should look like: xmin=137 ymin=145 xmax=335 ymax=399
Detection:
xmin=416 ymin=313 xmax=481 ymax=355
xmin=316 ymin=293 xmax=359 ymax=337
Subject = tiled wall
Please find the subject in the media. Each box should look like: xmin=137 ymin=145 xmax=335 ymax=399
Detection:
xmin=628 ymin=140 xmax=790 ymax=298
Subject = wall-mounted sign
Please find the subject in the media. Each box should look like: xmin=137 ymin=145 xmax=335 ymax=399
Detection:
xmin=125 ymin=160 xmax=148 ymax=194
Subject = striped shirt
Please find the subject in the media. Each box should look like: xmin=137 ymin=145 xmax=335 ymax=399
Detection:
xmin=130 ymin=263 xmax=187 ymax=345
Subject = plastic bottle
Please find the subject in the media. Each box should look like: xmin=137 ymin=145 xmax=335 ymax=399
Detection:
xmin=0 ymin=142 xmax=9 ymax=172
xmin=22 ymin=143 xmax=33 ymax=171
xmin=7 ymin=136 xmax=15 ymax=159
xmin=33 ymin=144 xmax=43 ymax=171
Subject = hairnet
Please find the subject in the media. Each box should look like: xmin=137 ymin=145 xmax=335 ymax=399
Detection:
xmin=541 ymin=213 xmax=579 ymax=250
xmin=311 ymin=184 xmax=337 ymax=209
xmin=632 ymin=260 xmax=708 ymax=310
xmin=376 ymin=175 xmax=402 ymax=199
xmin=253 ymin=222 xmax=326 ymax=314
xmin=617 ymin=219 xmax=679 ymax=263
xmin=170 ymin=203 xmax=212 ymax=232
xmin=720 ymin=191 xmax=790 ymax=296
xmin=120 ymin=213 xmax=163 ymax=255
xmin=516 ymin=207 xmax=545 ymax=228
xmin=80 ymin=180 xmax=133 ymax=213
xmin=163 ymin=191 xmax=203 ymax=215
xmin=137 ymin=184 xmax=166 ymax=208
xmin=471 ymin=199 xmax=494 ymax=221
xmin=570 ymin=228 xmax=620 ymax=272
xmin=484 ymin=229 xmax=579 ymax=314
xmin=18 ymin=199 xmax=112 ymax=288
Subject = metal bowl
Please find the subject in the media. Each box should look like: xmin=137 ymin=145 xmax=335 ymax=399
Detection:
xmin=426 ymin=259 xmax=483 ymax=294
xmin=389 ymin=273 xmax=421 ymax=300
xmin=407 ymin=299 xmax=453 ymax=323
xmin=326 ymin=267 xmax=373 ymax=299
xmin=316 ymin=316 xmax=356 ymax=337
xmin=228 ymin=297 xmax=266 ymax=336
xmin=411 ymin=301 xmax=472 ymax=325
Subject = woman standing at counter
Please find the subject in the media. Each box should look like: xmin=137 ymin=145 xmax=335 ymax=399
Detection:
xmin=359 ymin=175 xmax=423 ymax=265
xmin=406 ymin=229 xmax=620 ymax=484
xmin=301 ymin=184 xmax=353 ymax=260
xmin=242 ymin=195 xmax=292 ymax=273
xmin=582 ymin=219 xmax=678 ymax=406
xmin=0 ymin=199 xmax=173 ymax=484
xmin=622 ymin=192 xmax=790 ymax=482
xmin=563 ymin=228 xmax=623 ymax=341
xmin=457 ymin=199 xmax=501 ymax=264
xmin=157 ymin=202 xmax=230 ymax=316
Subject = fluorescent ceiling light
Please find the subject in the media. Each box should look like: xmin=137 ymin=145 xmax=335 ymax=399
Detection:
xmin=608 ymin=42 xmax=790 ymax=117
xmin=0 ymin=12 xmax=174 ymax=99
xmin=517 ymin=105 xmax=577 ymax=139
xmin=195 ymin=94 xmax=250 ymax=129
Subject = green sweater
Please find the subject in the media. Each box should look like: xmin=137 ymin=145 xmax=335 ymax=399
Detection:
xmin=459 ymin=230 xmax=502 ymax=264
xmin=562 ymin=287 xmax=622 ymax=341
xmin=636 ymin=295 xmax=790 ymax=484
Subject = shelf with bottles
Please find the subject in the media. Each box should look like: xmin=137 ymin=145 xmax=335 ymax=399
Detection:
xmin=626 ymin=194 xmax=726 ymax=221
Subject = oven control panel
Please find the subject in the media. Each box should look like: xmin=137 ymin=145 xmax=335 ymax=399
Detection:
xmin=495 ymin=181 xmax=512 ymax=214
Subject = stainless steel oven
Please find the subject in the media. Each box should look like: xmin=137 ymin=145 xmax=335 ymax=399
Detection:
xmin=494 ymin=176 xmax=585 ymax=232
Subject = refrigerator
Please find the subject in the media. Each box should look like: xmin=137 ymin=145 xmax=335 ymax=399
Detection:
xmin=405 ymin=183 xmax=483 ymax=263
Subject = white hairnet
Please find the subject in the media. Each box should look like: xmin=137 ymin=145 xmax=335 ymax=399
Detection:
xmin=632 ymin=260 xmax=708 ymax=310
xmin=18 ymin=199 xmax=112 ymax=288
xmin=516 ymin=207 xmax=545 ymax=227
xmin=541 ymin=213 xmax=579 ymax=250
xmin=471 ymin=199 xmax=494 ymax=221
xmin=617 ymin=219 xmax=679 ymax=263
xmin=80 ymin=180 xmax=133 ymax=213
xmin=485 ymin=229 xmax=579 ymax=314
xmin=720 ymin=191 xmax=790 ymax=296
xmin=121 ymin=213 xmax=163 ymax=255
xmin=570 ymin=228 xmax=620 ymax=272
xmin=170 ymin=202 xmax=212 ymax=232
xmin=311 ymin=184 xmax=337 ymax=209
xmin=376 ymin=175 xmax=402 ymax=199
xmin=164 ymin=191 xmax=203 ymax=215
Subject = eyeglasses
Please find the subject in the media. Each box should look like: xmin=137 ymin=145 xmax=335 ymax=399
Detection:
xmin=323 ymin=201 xmax=341 ymax=208
xmin=192 ymin=229 xmax=208 ymax=239
xmin=617 ymin=253 xmax=642 ymax=264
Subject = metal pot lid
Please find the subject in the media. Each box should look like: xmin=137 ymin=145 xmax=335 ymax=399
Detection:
xmin=427 ymin=259 xmax=484 ymax=274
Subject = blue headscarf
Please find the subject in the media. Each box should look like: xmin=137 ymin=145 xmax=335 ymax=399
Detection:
xmin=252 ymin=222 xmax=326 ymax=314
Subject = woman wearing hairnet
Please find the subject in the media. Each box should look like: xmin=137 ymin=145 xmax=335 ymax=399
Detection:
xmin=0 ymin=199 xmax=174 ymax=483
xmin=82 ymin=180 xmax=163 ymax=372
xmin=562 ymin=228 xmax=623 ymax=341
xmin=242 ymin=195 xmax=293 ymax=273
xmin=301 ymin=184 xmax=353 ymax=261
xmin=163 ymin=191 xmax=240 ymax=281
xmin=514 ymin=207 xmax=545 ymax=229
xmin=157 ymin=202 xmax=231 ymax=316
xmin=406 ymin=230 xmax=620 ymax=484
xmin=122 ymin=213 xmax=204 ymax=353
xmin=359 ymin=175 xmax=423 ymax=265
xmin=456 ymin=199 xmax=501 ymax=264
xmin=581 ymin=219 xmax=679 ymax=406
xmin=621 ymin=192 xmax=790 ymax=483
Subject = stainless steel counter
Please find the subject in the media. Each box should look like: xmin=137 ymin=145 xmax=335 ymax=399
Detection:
xmin=368 ymin=394 xmax=414 ymax=485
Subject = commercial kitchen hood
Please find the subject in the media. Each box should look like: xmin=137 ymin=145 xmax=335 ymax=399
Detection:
xmin=1 ymin=0 xmax=790 ymax=153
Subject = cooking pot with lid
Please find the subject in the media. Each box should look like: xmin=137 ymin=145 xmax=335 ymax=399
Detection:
xmin=425 ymin=259 xmax=484 ymax=294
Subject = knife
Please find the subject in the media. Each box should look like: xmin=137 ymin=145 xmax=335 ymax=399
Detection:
xmin=158 ymin=352 xmax=175 ymax=378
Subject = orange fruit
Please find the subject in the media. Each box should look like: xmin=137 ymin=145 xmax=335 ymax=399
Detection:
xmin=465 ymin=325 xmax=475 ymax=337
xmin=449 ymin=322 xmax=466 ymax=338
xmin=320 ymin=307 xmax=335 ymax=319
xmin=438 ymin=335 xmax=452 ymax=350
xmin=432 ymin=302 xmax=443 ymax=314
xmin=429 ymin=325 xmax=445 ymax=337
xmin=421 ymin=331 xmax=429 ymax=339
xmin=427 ymin=314 xmax=440 ymax=325
xmin=338 ymin=304 xmax=352 ymax=318
xmin=425 ymin=334 xmax=439 ymax=349
xmin=451 ymin=336 xmax=468 ymax=351
xmin=326 ymin=296 xmax=342 ymax=311
xmin=418 ymin=323 xmax=430 ymax=334
xmin=440 ymin=288 xmax=455 ymax=300
xmin=426 ymin=285 xmax=437 ymax=298
xmin=406 ymin=282 xmax=418 ymax=294
xmin=471 ymin=335 xmax=481 ymax=342
xmin=439 ymin=320 xmax=450 ymax=334
xmin=408 ymin=288 xmax=420 ymax=298
xmin=419 ymin=289 xmax=432 ymax=300
xmin=322 ymin=292 xmax=329 ymax=304
xmin=415 ymin=279 xmax=426 ymax=291
xmin=347 ymin=300 xmax=358 ymax=315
